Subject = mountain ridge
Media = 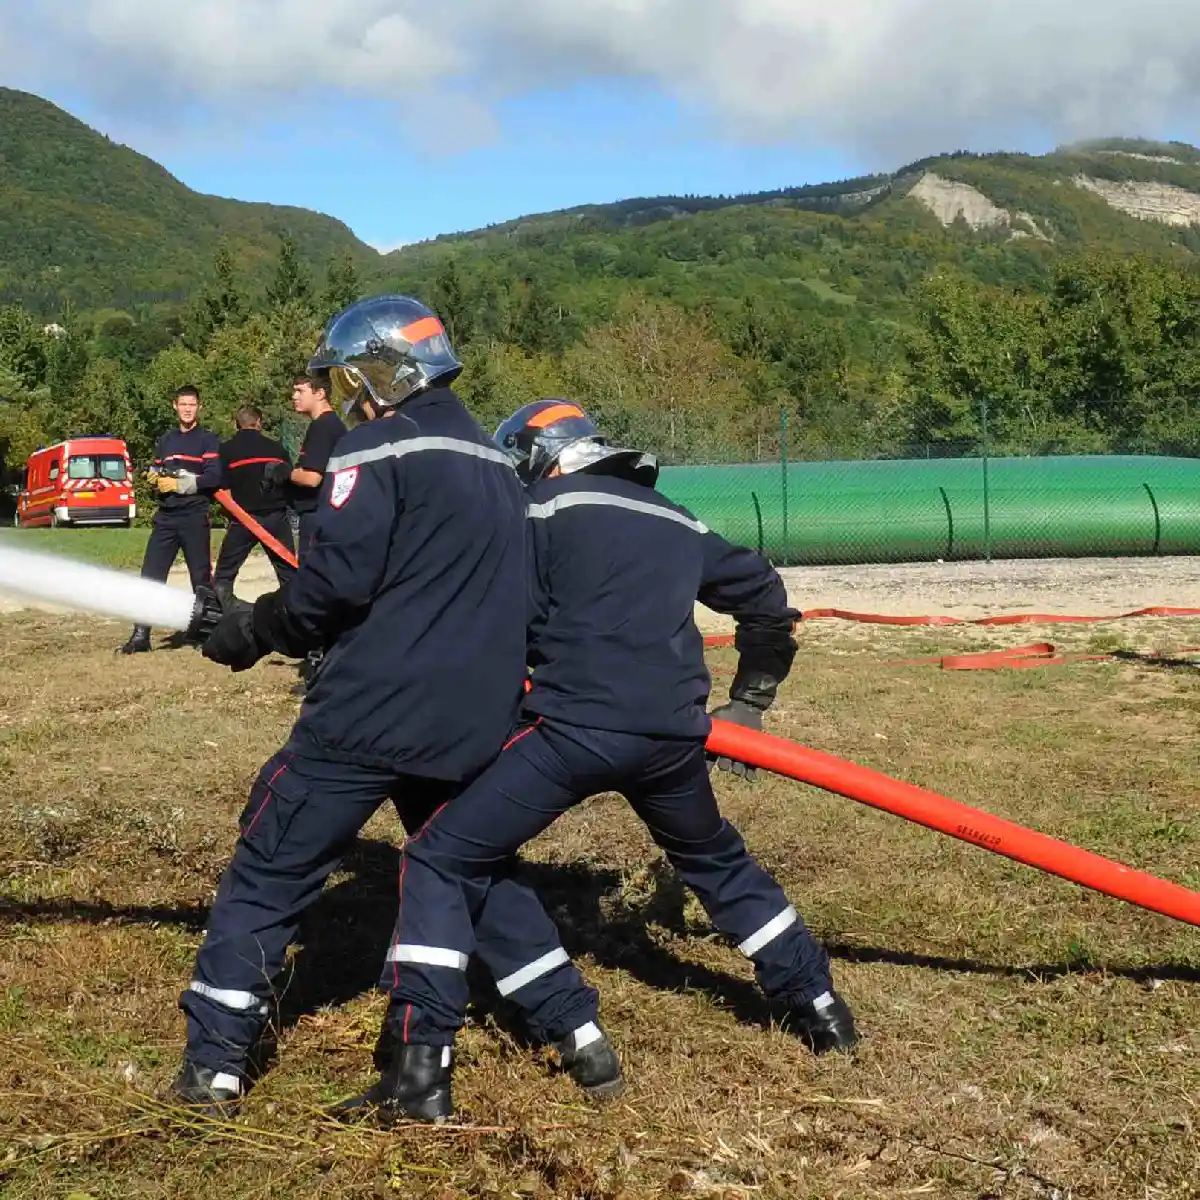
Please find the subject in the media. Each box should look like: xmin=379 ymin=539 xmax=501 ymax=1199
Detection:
xmin=0 ymin=88 xmax=379 ymax=314
xmin=392 ymin=137 xmax=1200 ymax=251
xmin=3 ymin=87 xmax=1200 ymax=322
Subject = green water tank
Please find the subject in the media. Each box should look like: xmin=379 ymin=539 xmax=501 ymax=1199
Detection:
xmin=655 ymin=455 xmax=1200 ymax=565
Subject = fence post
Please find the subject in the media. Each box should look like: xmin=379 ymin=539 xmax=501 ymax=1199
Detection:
xmin=980 ymin=394 xmax=992 ymax=563
xmin=780 ymin=407 xmax=789 ymax=565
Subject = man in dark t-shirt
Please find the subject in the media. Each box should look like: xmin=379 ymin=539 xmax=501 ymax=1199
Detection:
xmin=286 ymin=372 xmax=347 ymax=563
xmin=272 ymin=372 xmax=347 ymax=692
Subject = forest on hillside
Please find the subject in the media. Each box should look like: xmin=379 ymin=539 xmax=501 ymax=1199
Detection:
xmin=4 ymin=89 xmax=1200 ymax=494
xmin=3 ymin=223 xmax=1199 ymax=512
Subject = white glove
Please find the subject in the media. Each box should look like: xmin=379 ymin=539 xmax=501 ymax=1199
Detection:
xmin=175 ymin=471 xmax=199 ymax=495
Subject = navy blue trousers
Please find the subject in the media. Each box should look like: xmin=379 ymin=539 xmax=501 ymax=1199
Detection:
xmin=180 ymin=742 xmax=599 ymax=1079
xmin=389 ymin=720 xmax=834 ymax=1044
xmin=213 ymin=509 xmax=296 ymax=591
xmin=141 ymin=508 xmax=212 ymax=591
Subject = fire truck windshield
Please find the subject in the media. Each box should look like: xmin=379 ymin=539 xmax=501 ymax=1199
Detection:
xmin=68 ymin=455 xmax=127 ymax=481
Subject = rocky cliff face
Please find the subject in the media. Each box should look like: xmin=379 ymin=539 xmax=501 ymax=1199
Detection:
xmin=907 ymin=173 xmax=1050 ymax=239
xmin=1073 ymin=176 xmax=1200 ymax=227
xmin=908 ymin=166 xmax=1200 ymax=236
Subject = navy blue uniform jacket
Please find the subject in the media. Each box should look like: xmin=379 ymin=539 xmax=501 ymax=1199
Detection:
xmin=219 ymin=428 xmax=291 ymax=515
xmin=154 ymin=427 xmax=221 ymax=514
xmin=522 ymin=472 xmax=799 ymax=740
xmin=257 ymin=388 xmax=528 ymax=781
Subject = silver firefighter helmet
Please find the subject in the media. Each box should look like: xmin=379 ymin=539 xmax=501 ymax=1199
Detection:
xmin=307 ymin=294 xmax=462 ymax=417
xmin=493 ymin=399 xmax=659 ymax=487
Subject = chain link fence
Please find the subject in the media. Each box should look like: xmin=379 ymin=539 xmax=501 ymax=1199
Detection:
xmin=648 ymin=404 xmax=1200 ymax=567
xmin=256 ymin=398 xmax=1200 ymax=568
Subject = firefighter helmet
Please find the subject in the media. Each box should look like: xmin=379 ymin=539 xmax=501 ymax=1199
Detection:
xmin=493 ymin=399 xmax=659 ymax=486
xmin=307 ymin=294 xmax=462 ymax=417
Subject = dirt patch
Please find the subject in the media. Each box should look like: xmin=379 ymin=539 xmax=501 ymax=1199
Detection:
xmin=697 ymin=554 xmax=1200 ymax=633
xmin=7 ymin=550 xmax=1200 ymax=643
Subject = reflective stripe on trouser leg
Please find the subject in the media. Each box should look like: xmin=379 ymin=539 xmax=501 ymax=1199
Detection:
xmin=473 ymin=872 xmax=600 ymax=1044
xmin=565 ymin=1021 xmax=602 ymax=1051
xmin=181 ymin=748 xmax=393 ymax=1074
xmin=627 ymin=747 xmax=833 ymax=1005
xmin=738 ymin=905 xmax=799 ymax=957
xmin=383 ymin=726 xmax=590 ymax=1044
xmin=494 ymin=947 xmax=570 ymax=995
xmin=186 ymin=981 xmax=269 ymax=1015
xmin=387 ymin=945 xmax=470 ymax=970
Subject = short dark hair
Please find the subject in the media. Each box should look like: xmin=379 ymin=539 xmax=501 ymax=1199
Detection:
xmin=174 ymin=384 xmax=200 ymax=402
xmin=293 ymin=370 xmax=329 ymax=397
xmin=235 ymin=405 xmax=263 ymax=429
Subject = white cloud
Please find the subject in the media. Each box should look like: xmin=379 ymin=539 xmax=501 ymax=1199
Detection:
xmin=3 ymin=1 xmax=1200 ymax=161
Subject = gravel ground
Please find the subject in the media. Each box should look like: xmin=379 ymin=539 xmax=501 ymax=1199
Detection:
xmin=4 ymin=549 xmax=1200 ymax=633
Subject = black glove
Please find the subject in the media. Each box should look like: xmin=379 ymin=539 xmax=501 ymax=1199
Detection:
xmin=262 ymin=462 xmax=292 ymax=493
xmin=202 ymin=601 xmax=267 ymax=672
xmin=707 ymin=698 xmax=765 ymax=780
xmin=251 ymin=589 xmax=321 ymax=659
xmin=706 ymin=616 xmax=798 ymax=781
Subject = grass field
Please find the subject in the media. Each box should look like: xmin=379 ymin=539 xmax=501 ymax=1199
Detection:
xmin=0 ymin=527 xmax=218 ymax=572
xmin=0 ymin=613 xmax=1198 ymax=1198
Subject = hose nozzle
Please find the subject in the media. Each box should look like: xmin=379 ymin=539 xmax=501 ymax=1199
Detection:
xmin=185 ymin=586 xmax=224 ymax=646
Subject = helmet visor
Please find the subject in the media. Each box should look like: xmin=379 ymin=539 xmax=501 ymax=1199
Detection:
xmin=328 ymin=365 xmax=369 ymax=416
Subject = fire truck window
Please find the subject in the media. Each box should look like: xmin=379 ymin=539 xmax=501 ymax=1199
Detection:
xmin=49 ymin=461 xmax=59 ymax=480
xmin=68 ymin=455 xmax=127 ymax=481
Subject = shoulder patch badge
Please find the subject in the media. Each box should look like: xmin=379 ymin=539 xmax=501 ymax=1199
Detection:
xmin=330 ymin=466 xmax=359 ymax=509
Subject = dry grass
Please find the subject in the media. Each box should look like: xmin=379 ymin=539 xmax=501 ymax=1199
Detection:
xmin=1 ymin=613 xmax=1198 ymax=1198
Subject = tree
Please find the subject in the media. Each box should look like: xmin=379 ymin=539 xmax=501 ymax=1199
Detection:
xmin=562 ymin=295 xmax=752 ymax=462
xmin=0 ymin=305 xmax=49 ymax=391
xmin=184 ymin=244 xmax=248 ymax=350
xmin=456 ymin=340 xmax=567 ymax=433
xmin=903 ymin=271 xmax=1061 ymax=453
xmin=266 ymin=233 xmax=314 ymax=311
xmin=1043 ymin=255 xmax=1200 ymax=451
xmin=43 ymin=303 xmax=91 ymax=403
xmin=429 ymin=259 xmax=473 ymax=348
xmin=511 ymin=278 xmax=576 ymax=356
xmin=323 ymin=250 xmax=362 ymax=316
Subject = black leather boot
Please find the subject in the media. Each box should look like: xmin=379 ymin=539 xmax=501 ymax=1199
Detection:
xmin=330 ymin=1042 xmax=454 ymax=1124
xmin=784 ymin=989 xmax=860 ymax=1054
xmin=167 ymin=1060 xmax=243 ymax=1119
xmin=553 ymin=1022 xmax=625 ymax=1100
xmin=118 ymin=625 xmax=152 ymax=654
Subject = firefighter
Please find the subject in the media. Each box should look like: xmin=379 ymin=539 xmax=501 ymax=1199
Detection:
xmin=211 ymin=405 xmax=296 ymax=609
xmin=267 ymin=373 xmax=348 ymax=691
xmin=168 ymin=298 xmax=613 ymax=1118
xmin=118 ymin=385 xmax=221 ymax=654
xmin=344 ymin=399 xmax=860 ymax=1122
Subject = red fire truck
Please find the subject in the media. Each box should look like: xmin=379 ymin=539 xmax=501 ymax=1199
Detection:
xmin=14 ymin=436 xmax=136 ymax=528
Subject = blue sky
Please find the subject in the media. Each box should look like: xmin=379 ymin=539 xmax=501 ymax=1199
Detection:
xmin=24 ymin=80 xmax=1080 ymax=253
xmin=4 ymin=1 xmax=1199 ymax=253
xmin=44 ymin=82 xmax=877 ymax=251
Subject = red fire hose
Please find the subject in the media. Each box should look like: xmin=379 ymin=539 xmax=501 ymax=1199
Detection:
xmin=215 ymin=490 xmax=299 ymax=570
xmin=705 ymin=717 xmax=1200 ymax=929
xmin=205 ymin=503 xmax=1199 ymax=926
